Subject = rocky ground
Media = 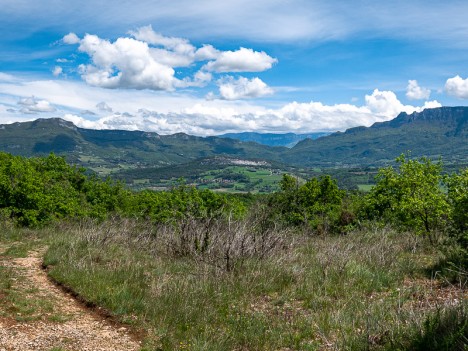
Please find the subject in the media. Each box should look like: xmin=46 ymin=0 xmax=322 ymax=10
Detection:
xmin=0 ymin=245 xmax=141 ymax=351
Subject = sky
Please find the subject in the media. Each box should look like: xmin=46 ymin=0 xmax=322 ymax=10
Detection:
xmin=1 ymin=0 xmax=468 ymax=136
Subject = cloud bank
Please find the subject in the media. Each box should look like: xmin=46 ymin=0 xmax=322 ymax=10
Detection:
xmin=0 ymin=73 xmax=444 ymax=136
xmin=54 ymin=88 xmax=441 ymax=136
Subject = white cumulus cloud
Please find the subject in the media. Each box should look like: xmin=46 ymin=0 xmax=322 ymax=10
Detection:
xmin=63 ymin=27 xmax=277 ymax=92
xmin=18 ymin=96 xmax=56 ymax=114
xmin=62 ymin=32 xmax=80 ymax=44
xmin=62 ymin=114 xmax=102 ymax=130
xmin=406 ymin=80 xmax=431 ymax=100
xmin=130 ymin=26 xmax=219 ymax=67
xmin=194 ymin=45 xmax=220 ymax=61
xmin=202 ymin=47 xmax=277 ymax=73
xmin=52 ymin=66 xmax=63 ymax=77
xmin=178 ymin=70 xmax=213 ymax=88
xmin=218 ymin=76 xmax=274 ymax=100
xmin=365 ymin=89 xmax=407 ymax=117
xmin=365 ymin=89 xmax=440 ymax=117
xmin=445 ymin=75 xmax=468 ymax=99
xmin=130 ymin=25 xmax=194 ymax=53
xmin=78 ymin=34 xmax=177 ymax=90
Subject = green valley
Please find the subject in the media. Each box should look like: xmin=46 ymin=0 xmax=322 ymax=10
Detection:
xmin=0 ymin=106 xmax=467 ymax=192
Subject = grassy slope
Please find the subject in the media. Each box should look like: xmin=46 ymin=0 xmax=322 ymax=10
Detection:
xmin=41 ymin=220 xmax=466 ymax=350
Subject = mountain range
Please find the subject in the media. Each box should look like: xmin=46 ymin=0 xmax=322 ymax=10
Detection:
xmin=0 ymin=106 xmax=467 ymax=178
xmin=218 ymin=132 xmax=330 ymax=147
xmin=0 ymin=118 xmax=285 ymax=172
xmin=285 ymin=106 xmax=468 ymax=167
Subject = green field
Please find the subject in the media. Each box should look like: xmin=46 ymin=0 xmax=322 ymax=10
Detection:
xmin=114 ymin=159 xmax=382 ymax=193
xmin=358 ymin=184 xmax=374 ymax=192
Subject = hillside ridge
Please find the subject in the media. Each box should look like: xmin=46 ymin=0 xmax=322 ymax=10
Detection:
xmin=219 ymin=131 xmax=330 ymax=147
xmin=0 ymin=106 xmax=467 ymax=171
xmin=288 ymin=106 xmax=468 ymax=167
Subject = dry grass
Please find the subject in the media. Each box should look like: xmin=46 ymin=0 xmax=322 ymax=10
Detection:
xmin=37 ymin=219 xmax=467 ymax=350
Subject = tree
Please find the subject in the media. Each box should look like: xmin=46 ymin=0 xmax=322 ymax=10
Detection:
xmin=271 ymin=174 xmax=344 ymax=231
xmin=366 ymin=154 xmax=450 ymax=240
xmin=445 ymin=169 xmax=468 ymax=233
xmin=444 ymin=169 xmax=468 ymax=272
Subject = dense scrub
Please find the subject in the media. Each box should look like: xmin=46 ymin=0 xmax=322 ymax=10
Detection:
xmin=0 ymin=152 xmax=244 ymax=227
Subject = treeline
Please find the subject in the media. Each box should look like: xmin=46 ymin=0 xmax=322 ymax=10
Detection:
xmin=0 ymin=152 xmax=466 ymax=243
xmin=270 ymin=155 xmax=467 ymax=235
xmin=0 ymin=152 xmax=244 ymax=227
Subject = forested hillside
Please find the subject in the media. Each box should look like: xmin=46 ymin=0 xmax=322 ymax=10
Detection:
xmin=286 ymin=106 xmax=468 ymax=167
xmin=0 ymin=118 xmax=285 ymax=174
xmin=0 ymin=107 xmax=467 ymax=183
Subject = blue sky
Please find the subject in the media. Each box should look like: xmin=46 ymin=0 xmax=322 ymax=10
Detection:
xmin=1 ymin=0 xmax=468 ymax=135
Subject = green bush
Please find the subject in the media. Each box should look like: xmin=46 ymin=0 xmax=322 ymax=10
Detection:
xmin=364 ymin=154 xmax=450 ymax=241
xmin=268 ymin=174 xmax=347 ymax=233
xmin=0 ymin=153 xmax=126 ymax=226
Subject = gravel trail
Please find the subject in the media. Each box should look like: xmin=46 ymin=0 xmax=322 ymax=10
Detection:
xmin=0 ymin=246 xmax=141 ymax=351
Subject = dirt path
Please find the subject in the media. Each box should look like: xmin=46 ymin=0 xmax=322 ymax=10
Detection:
xmin=0 ymin=245 xmax=142 ymax=351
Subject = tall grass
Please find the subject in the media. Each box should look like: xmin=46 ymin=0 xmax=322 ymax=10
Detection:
xmin=42 ymin=219 xmax=465 ymax=350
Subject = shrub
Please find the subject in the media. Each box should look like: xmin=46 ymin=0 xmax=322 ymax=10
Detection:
xmin=269 ymin=174 xmax=346 ymax=233
xmin=365 ymin=154 xmax=450 ymax=241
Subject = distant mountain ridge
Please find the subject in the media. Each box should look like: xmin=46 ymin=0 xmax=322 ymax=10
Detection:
xmin=219 ymin=132 xmax=330 ymax=147
xmin=286 ymin=106 xmax=468 ymax=167
xmin=0 ymin=118 xmax=285 ymax=174
xmin=0 ymin=106 xmax=467 ymax=175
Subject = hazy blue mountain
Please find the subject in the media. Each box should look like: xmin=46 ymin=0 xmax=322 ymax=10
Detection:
xmin=219 ymin=132 xmax=330 ymax=147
